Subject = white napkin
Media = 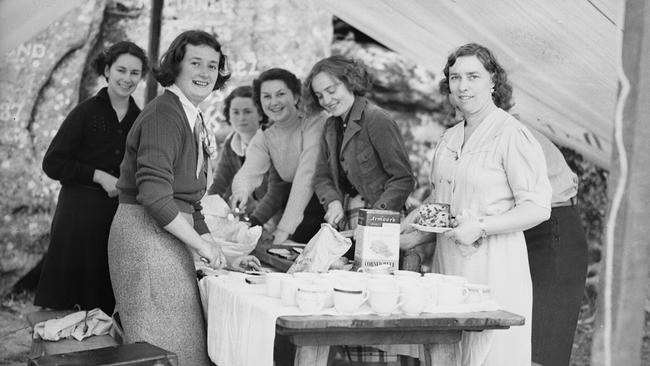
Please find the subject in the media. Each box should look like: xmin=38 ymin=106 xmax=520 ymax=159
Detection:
xmin=33 ymin=308 xmax=113 ymax=341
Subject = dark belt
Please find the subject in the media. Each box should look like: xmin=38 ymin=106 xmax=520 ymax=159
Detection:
xmin=551 ymin=196 xmax=577 ymax=208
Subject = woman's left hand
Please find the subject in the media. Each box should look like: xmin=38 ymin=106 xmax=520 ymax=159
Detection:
xmin=229 ymin=255 xmax=262 ymax=272
xmin=444 ymin=210 xmax=482 ymax=246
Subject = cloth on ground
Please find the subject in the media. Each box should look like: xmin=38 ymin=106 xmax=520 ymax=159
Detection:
xmin=33 ymin=308 xmax=112 ymax=341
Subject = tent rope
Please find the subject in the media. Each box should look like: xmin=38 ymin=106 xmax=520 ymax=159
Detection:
xmin=603 ymin=13 xmax=630 ymax=366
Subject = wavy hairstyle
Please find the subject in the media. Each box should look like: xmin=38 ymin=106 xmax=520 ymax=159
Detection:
xmin=153 ymin=30 xmax=231 ymax=90
xmin=302 ymin=55 xmax=373 ymax=114
xmin=252 ymin=68 xmax=302 ymax=113
xmin=92 ymin=41 xmax=149 ymax=81
xmin=438 ymin=43 xmax=513 ymax=111
xmin=222 ymin=85 xmax=268 ymax=126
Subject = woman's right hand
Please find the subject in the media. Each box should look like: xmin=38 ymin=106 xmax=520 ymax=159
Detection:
xmin=324 ymin=200 xmax=344 ymax=228
xmin=93 ymin=170 xmax=118 ymax=197
xmin=229 ymin=191 xmax=249 ymax=212
xmin=197 ymin=235 xmax=227 ymax=270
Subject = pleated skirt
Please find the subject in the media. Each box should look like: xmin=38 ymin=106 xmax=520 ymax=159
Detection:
xmin=108 ymin=203 xmax=210 ymax=366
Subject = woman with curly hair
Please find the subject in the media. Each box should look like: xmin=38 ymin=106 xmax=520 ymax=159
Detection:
xmin=401 ymin=43 xmax=551 ymax=365
xmin=230 ymin=68 xmax=326 ymax=244
xmin=303 ymin=55 xmax=414 ymax=232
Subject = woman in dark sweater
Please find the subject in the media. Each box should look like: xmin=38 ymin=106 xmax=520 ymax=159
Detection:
xmin=35 ymin=41 xmax=148 ymax=315
xmin=108 ymin=30 xmax=259 ymax=366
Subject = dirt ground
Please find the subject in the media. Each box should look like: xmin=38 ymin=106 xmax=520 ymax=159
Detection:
xmin=0 ymin=291 xmax=646 ymax=366
xmin=0 ymin=292 xmax=38 ymax=366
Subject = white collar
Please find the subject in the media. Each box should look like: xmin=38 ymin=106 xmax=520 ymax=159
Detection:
xmin=229 ymin=132 xmax=248 ymax=157
xmin=167 ymin=84 xmax=201 ymax=130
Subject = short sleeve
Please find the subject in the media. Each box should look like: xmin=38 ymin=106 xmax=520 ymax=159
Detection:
xmin=503 ymin=125 xmax=552 ymax=210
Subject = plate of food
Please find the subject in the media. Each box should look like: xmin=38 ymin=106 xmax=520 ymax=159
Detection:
xmin=409 ymin=223 xmax=451 ymax=233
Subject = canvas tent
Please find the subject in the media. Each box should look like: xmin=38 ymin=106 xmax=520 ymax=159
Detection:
xmin=317 ymin=0 xmax=623 ymax=169
xmin=1 ymin=0 xmax=622 ymax=168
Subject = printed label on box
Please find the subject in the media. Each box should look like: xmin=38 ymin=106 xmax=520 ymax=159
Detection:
xmin=354 ymin=209 xmax=400 ymax=270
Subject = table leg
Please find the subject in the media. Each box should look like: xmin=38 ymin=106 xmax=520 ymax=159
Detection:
xmin=294 ymin=345 xmax=329 ymax=366
xmin=423 ymin=343 xmax=459 ymax=366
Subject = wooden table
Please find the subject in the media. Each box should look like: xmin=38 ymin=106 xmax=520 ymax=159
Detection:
xmin=276 ymin=310 xmax=524 ymax=366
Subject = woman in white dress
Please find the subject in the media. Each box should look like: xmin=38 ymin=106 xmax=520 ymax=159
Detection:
xmin=401 ymin=43 xmax=551 ymax=365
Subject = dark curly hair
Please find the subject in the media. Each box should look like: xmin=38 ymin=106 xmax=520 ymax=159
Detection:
xmin=92 ymin=41 xmax=149 ymax=81
xmin=252 ymin=68 xmax=302 ymax=114
xmin=438 ymin=43 xmax=513 ymax=111
xmin=222 ymin=85 xmax=268 ymax=126
xmin=302 ymin=55 xmax=373 ymax=114
xmin=153 ymin=30 xmax=231 ymax=90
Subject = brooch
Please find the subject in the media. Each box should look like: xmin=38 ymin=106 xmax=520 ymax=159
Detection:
xmin=201 ymin=129 xmax=218 ymax=160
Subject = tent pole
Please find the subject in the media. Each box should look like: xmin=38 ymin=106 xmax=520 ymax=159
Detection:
xmin=591 ymin=0 xmax=650 ymax=365
xmin=145 ymin=0 xmax=163 ymax=104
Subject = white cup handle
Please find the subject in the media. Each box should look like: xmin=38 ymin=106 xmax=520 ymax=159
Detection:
xmin=360 ymin=291 xmax=369 ymax=304
xmin=394 ymin=293 xmax=406 ymax=312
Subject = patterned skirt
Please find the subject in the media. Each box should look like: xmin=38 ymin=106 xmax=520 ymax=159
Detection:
xmin=108 ymin=203 xmax=210 ymax=366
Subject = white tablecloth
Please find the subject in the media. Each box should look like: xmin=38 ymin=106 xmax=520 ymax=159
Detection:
xmin=198 ymin=273 xmax=501 ymax=366
xmin=199 ymin=273 xmax=305 ymax=366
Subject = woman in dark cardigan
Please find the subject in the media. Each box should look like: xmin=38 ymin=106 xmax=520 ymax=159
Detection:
xmin=108 ymin=30 xmax=260 ymax=366
xmin=35 ymin=41 xmax=148 ymax=315
xmin=208 ymin=85 xmax=273 ymax=209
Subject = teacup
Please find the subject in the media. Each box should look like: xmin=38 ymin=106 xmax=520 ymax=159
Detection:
xmin=418 ymin=203 xmax=451 ymax=227
xmin=368 ymin=280 xmax=401 ymax=316
xmin=357 ymin=264 xmax=392 ymax=275
xmin=295 ymin=284 xmax=328 ymax=313
xmin=437 ymin=276 xmax=468 ymax=306
xmin=419 ymin=276 xmax=440 ymax=306
xmin=399 ymin=282 xmax=427 ymax=315
xmin=394 ymin=270 xmax=421 ymax=278
xmin=280 ymin=277 xmax=306 ymax=307
xmin=312 ymin=278 xmax=335 ymax=308
xmin=465 ymin=283 xmax=491 ymax=304
xmin=333 ymin=284 xmax=368 ymax=314
xmin=266 ymin=272 xmax=291 ymax=298
xmin=293 ymin=272 xmax=319 ymax=283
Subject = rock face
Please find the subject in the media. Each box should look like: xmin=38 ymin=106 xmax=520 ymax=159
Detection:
xmin=0 ymin=0 xmax=107 ymax=294
xmin=0 ymin=0 xmax=332 ymax=294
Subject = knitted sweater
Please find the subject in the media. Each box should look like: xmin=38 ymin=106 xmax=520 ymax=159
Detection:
xmin=231 ymin=112 xmax=326 ymax=234
xmin=117 ymin=90 xmax=209 ymax=234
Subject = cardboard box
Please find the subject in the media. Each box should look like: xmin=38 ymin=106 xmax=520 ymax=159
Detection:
xmin=354 ymin=209 xmax=401 ymax=270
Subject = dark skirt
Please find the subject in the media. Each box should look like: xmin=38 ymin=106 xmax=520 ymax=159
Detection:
xmin=35 ymin=185 xmax=117 ymax=314
xmin=524 ymin=205 xmax=588 ymax=366
xmin=290 ymin=193 xmax=326 ymax=244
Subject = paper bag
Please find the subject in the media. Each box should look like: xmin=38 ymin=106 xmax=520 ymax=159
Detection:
xmin=287 ymin=224 xmax=352 ymax=273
